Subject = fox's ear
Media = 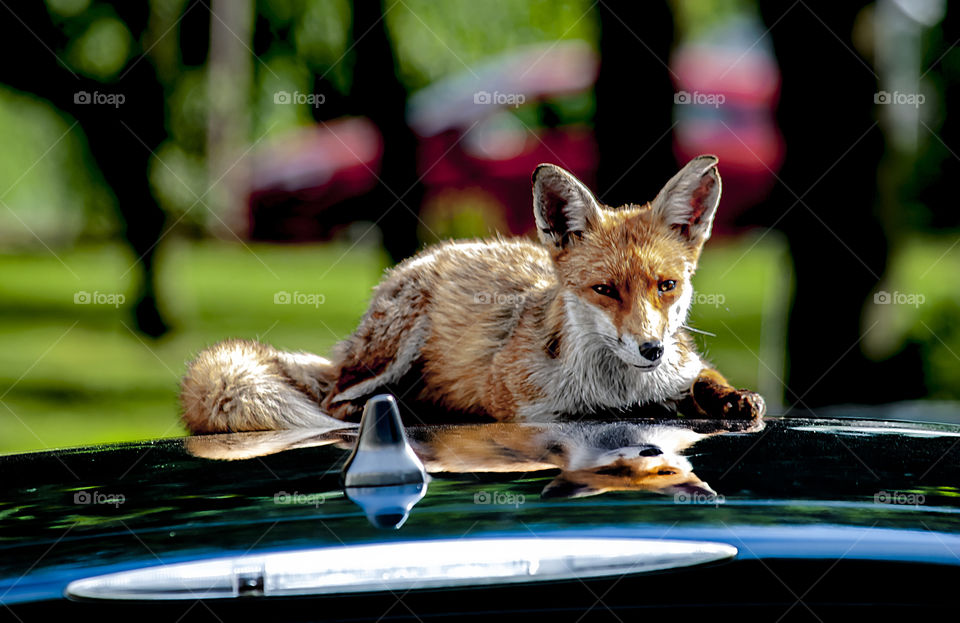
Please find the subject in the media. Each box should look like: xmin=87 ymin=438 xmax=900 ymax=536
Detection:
xmin=651 ymin=155 xmax=721 ymax=249
xmin=532 ymin=164 xmax=602 ymax=249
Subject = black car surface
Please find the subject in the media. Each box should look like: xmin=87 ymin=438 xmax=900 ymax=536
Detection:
xmin=1 ymin=400 xmax=959 ymax=620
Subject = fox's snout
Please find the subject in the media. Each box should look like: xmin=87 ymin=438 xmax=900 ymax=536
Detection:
xmin=638 ymin=340 xmax=664 ymax=363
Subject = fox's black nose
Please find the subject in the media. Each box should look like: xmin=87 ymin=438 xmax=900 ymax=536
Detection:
xmin=639 ymin=341 xmax=663 ymax=362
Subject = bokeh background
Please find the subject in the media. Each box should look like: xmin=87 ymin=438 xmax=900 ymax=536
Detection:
xmin=1 ymin=0 xmax=958 ymax=454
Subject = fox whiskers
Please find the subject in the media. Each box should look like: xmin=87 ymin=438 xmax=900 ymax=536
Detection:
xmin=681 ymin=324 xmax=716 ymax=337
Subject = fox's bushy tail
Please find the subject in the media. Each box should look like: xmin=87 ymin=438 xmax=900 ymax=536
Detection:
xmin=179 ymin=339 xmax=339 ymax=433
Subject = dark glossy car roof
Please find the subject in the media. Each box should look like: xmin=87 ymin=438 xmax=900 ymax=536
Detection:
xmin=1 ymin=414 xmax=959 ymax=604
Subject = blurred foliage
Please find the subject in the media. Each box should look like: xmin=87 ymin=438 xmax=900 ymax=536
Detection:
xmin=288 ymin=0 xmax=353 ymax=91
xmin=879 ymin=237 xmax=960 ymax=400
xmin=386 ymin=0 xmax=598 ymax=90
xmin=0 ymin=88 xmax=115 ymax=246
xmin=671 ymin=0 xmax=759 ymax=38
xmin=417 ymin=189 xmax=510 ymax=243
xmin=45 ymin=0 xmax=93 ymax=19
xmin=65 ymin=14 xmax=133 ymax=80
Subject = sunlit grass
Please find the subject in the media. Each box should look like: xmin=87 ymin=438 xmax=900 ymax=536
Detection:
xmin=0 ymin=239 xmax=389 ymax=454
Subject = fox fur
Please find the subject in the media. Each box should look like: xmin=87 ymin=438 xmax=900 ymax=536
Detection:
xmin=180 ymin=155 xmax=765 ymax=433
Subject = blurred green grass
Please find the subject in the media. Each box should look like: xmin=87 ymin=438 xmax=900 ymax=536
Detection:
xmin=1 ymin=232 xmax=958 ymax=454
xmin=0 ymin=239 xmax=389 ymax=454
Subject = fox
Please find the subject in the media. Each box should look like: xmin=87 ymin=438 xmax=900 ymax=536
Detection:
xmin=180 ymin=155 xmax=765 ymax=433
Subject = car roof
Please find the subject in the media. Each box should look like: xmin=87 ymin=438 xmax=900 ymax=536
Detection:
xmin=1 ymin=414 xmax=959 ymax=603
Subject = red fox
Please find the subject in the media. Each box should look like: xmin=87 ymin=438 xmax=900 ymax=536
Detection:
xmin=180 ymin=155 xmax=765 ymax=433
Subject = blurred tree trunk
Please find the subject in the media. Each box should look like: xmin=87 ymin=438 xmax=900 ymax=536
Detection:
xmin=350 ymin=0 xmax=422 ymax=263
xmin=759 ymin=2 xmax=925 ymax=406
xmin=207 ymin=0 xmax=254 ymax=237
xmin=595 ymin=1 xmax=677 ymax=205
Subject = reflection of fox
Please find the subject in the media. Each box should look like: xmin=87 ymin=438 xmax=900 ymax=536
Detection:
xmin=410 ymin=422 xmax=716 ymax=499
xmin=180 ymin=156 xmax=764 ymax=433
xmin=183 ymin=421 xmax=731 ymax=500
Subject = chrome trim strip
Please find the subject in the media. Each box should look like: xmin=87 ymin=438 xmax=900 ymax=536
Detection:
xmin=65 ymin=537 xmax=737 ymax=600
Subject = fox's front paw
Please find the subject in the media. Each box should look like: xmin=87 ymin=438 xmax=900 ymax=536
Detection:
xmin=717 ymin=389 xmax=766 ymax=421
xmin=688 ymin=379 xmax=766 ymax=421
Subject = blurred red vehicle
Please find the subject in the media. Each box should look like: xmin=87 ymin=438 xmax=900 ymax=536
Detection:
xmin=248 ymin=30 xmax=782 ymax=243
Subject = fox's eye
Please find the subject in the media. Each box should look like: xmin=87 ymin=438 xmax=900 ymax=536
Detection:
xmin=591 ymin=284 xmax=619 ymax=299
xmin=658 ymin=280 xmax=677 ymax=293
xmin=657 ymin=469 xmax=676 ymax=476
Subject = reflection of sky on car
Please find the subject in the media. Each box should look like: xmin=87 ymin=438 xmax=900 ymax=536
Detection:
xmin=787 ymin=424 xmax=960 ymax=438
